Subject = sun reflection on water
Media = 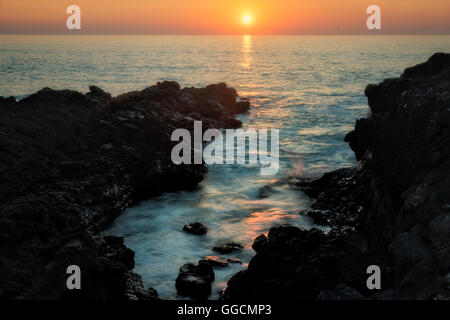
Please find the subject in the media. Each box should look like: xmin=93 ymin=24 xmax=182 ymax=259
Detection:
xmin=241 ymin=35 xmax=252 ymax=69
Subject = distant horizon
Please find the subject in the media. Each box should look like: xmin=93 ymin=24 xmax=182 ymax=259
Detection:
xmin=2 ymin=33 xmax=450 ymax=36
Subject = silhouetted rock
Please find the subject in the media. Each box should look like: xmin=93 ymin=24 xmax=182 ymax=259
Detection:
xmin=223 ymin=53 xmax=450 ymax=300
xmin=345 ymin=52 xmax=450 ymax=299
xmin=317 ymin=284 xmax=367 ymax=300
xmin=227 ymin=258 xmax=242 ymax=264
xmin=402 ymin=52 xmax=450 ymax=79
xmin=124 ymin=271 xmax=159 ymax=300
xmin=252 ymin=234 xmax=268 ymax=253
xmin=175 ymin=261 xmax=215 ymax=299
xmin=213 ymin=242 xmax=243 ymax=254
xmin=86 ymin=85 xmax=112 ymax=104
xmin=222 ymin=224 xmax=390 ymax=300
xmin=257 ymin=184 xmax=275 ymax=199
xmin=0 ymin=81 xmax=249 ymax=299
xmin=228 ymin=99 xmax=251 ymax=115
xmin=183 ymin=83 xmax=250 ymax=116
xmin=183 ymin=222 xmax=208 ymax=235
xmin=297 ymin=167 xmax=370 ymax=229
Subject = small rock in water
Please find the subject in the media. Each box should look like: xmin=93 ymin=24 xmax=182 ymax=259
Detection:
xmin=175 ymin=261 xmax=215 ymax=299
xmin=226 ymin=257 xmax=242 ymax=264
xmin=199 ymin=256 xmax=229 ymax=267
xmin=183 ymin=222 xmax=208 ymax=235
xmin=212 ymin=242 xmax=243 ymax=254
xmin=257 ymin=184 xmax=275 ymax=199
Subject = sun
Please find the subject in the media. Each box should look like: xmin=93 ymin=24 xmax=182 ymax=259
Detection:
xmin=243 ymin=15 xmax=252 ymax=25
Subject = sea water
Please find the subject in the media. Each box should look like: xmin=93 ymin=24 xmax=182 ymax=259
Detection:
xmin=2 ymin=35 xmax=449 ymax=299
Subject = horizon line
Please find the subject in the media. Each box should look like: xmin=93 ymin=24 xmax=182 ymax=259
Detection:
xmin=2 ymin=33 xmax=450 ymax=36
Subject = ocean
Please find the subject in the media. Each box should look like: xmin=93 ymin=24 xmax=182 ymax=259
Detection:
xmin=2 ymin=35 xmax=449 ymax=299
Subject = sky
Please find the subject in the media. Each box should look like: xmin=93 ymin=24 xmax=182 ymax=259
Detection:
xmin=1 ymin=0 xmax=449 ymax=34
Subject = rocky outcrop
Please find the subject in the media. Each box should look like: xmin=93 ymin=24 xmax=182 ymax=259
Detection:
xmin=223 ymin=53 xmax=450 ymax=300
xmin=0 ymin=81 xmax=249 ymax=299
xmin=345 ymin=52 xmax=450 ymax=299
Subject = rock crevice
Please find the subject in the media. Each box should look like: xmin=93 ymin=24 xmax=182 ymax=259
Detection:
xmin=223 ymin=53 xmax=450 ymax=300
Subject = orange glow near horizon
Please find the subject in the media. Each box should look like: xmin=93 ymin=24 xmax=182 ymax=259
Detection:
xmin=0 ymin=0 xmax=449 ymax=34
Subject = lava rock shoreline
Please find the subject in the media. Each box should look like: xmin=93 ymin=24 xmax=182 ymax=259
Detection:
xmin=0 ymin=81 xmax=250 ymax=299
xmin=223 ymin=53 xmax=450 ymax=300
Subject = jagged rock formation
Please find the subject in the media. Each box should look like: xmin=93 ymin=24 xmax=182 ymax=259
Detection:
xmin=223 ymin=53 xmax=450 ymax=300
xmin=0 ymin=81 xmax=249 ymax=299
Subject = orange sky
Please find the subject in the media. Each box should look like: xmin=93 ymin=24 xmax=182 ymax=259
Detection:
xmin=1 ymin=0 xmax=449 ymax=34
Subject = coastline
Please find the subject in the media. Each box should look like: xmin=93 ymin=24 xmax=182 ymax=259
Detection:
xmin=0 ymin=82 xmax=249 ymax=299
xmin=1 ymin=53 xmax=449 ymax=300
xmin=223 ymin=53 xmax=450 ymax=300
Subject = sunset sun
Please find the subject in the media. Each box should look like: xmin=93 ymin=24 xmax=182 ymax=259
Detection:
xmin=243 ymin=15 xmax=252 ymax=25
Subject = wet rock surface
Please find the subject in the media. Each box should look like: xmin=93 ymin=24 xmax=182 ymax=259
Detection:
xmin=175 ymin=261 xmax=215 ymax=299
xmin=227 ymin=258 xmax=242 ymax=264
xmin=213 ymin=242 xmax=244 ymax=254
xmin=183 ymin=222 xmax=208 ymax=235
xmin=0 ymin=81 xmax=249 ymax=299
xmin=298 ymin=167 xmax=371 ymax=229
xmin=124 ymin=271 xmax=159 ymax=300
xmin=199 ymin=256 xmax=229 ymax=267
xmin=223 ymin=53 xmax=450 ymax=300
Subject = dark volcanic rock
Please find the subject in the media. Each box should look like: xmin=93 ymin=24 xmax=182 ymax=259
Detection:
xmin=175 ymin=261 xmax=215 ymax=299
xmin=297 ymin=167 xmax=371 ymax=229
xmin=223 ymin=53 xmax=450 ymax=300
xmin=183 ymin=222 xmax=208 ymax=235
xmin=0 ymin=81 xmax=249 ymax=299
xmin=252 ymin=234 xmax=268 ymax=253
xmin=228 ymin=99 xmax=251 ymax=115
xmin=227 ymin=258 xmax=242 ymax=264
xmin=222 ymin=225 xmax=381 ymax=300
xmin=199 ymin=256 xmax=229 ymax=267
xmin=213 ymin=242 xmax=244 ymax=254
xmin=86 ymin=86 xmax=112 ymax=104
xmin=183 ymin=83 xmax=250 ymax=116
xmin=317 ymin=284 xmax=367 ymax=300
xmin=344 ymin=53 xmax=450 ymax=299
xmin=124 ymin=271 xmax=159 ymax=300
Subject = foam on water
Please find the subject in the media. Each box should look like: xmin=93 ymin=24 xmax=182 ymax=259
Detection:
xmin=2 ymin=35 xmax=449 ymax=299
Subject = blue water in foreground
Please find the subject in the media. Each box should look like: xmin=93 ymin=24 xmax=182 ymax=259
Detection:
xmin=2 ymin=35 xmax=449 ymax=299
